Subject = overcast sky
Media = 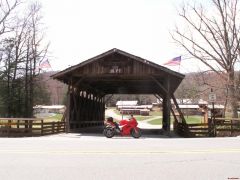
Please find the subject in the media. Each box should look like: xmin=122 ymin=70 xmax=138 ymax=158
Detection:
xmin=38 ymin=0 xmax=208 ymax=73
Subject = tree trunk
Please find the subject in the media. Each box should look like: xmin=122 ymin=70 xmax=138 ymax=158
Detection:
xmin=228 ymin=71 xmax=238 ymax=118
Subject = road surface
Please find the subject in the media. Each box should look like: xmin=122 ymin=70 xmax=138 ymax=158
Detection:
xmin=0 ymin=133 xmax=240 ymax=180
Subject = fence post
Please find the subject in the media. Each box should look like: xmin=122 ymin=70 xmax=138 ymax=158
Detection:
xmin=52 ymin=122 xmax=55 ymax=134
xmin=63 ymin=121 xmax=66 ymax=132
xmin=208 ymin=117 xmax=215 ymax=137
xmin=41 ymin=120 xmax=43 ymax=136
xmin=213 ymin=118 xmax=216 ymax=137
xmin=29 ymin=120 xmax=33 ymax=136
xmin=17 ymin=120 xmax=20 ymax=129
xmin=7 ymin=120 xmax=11 ymax=137
xmin=57 ymin=121 xmax=60 ymax=133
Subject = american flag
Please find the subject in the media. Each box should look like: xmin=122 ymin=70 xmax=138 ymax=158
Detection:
xmin=163 ymin=56 xmax=181 ymax=66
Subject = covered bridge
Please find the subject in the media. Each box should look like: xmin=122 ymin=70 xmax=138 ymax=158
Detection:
xmin=52 ymin=48 xmax=185 ymax=134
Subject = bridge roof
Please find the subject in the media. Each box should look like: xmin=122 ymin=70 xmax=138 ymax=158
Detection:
xmin=52 ymin=48 xmax=185 ymax=96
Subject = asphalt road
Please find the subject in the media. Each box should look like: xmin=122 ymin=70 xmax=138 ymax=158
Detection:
xmin=0 ymin=133 xmax=240 ymax=180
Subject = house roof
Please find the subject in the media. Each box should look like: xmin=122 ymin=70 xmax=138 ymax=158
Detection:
xmin=33 ymin=105 xmax=65 ymax=109
xmin=116 ymin=101 xmax=138 ymax=106
xmin=179 ymin=105 xmax=200 ymax=109
xmin=178 ymin=104 xmax=225 ymax=109
xmin=207 ymin=105 xmax=224 ymax=109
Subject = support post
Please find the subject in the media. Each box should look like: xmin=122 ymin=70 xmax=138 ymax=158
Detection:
xmin=162 ymin=96 xmax=171 ymax=133
xmin=41 ymin=120 xmax=43 ymax=136
xmin=162 ymin=77 xmax=171 ymax=134
xmin=66 ymin=85 xmax=71 ymax=133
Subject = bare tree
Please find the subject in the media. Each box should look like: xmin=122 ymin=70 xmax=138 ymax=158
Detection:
xmin=0 ymin=1 xmax=50 ymax=117
xmin=0 ymin=0 xmax=20 ymax=65
xmin=172 ymin=0 xmax=240 ymax=117
xmin=0 ymin=0 xmax=20 ymax=35
xmin=26 ymin=2 xmax=49 ymax=117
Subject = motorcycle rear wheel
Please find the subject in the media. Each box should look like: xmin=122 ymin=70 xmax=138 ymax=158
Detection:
xmin=131 ymin=128 xmax=141 ymax=138
xmin=104 ymin=128 xmax=115 ymax=138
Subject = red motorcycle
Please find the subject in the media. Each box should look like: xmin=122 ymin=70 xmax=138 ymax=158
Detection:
xmin=103 ymin=117 xmax=141 ymax=138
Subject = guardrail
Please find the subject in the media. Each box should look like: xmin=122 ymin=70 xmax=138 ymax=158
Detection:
xmin=0 ymin=118 xmax=66 ymax=137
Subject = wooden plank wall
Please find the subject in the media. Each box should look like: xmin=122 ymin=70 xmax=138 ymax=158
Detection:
xmin=77 ymin=59 xmax=161 ymax=75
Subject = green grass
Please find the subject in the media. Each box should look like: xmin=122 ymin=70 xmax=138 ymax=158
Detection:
xmin=148 ymin=117 xmax=175 ymax=125
xmin=44 ymin=114 xmax=63 ymax=122
xmin=148 ymin=118 xmax=162 ymax=125
xmin=149 ymin=111 xmax=162 ymax=116
xmin=185 ymin=115 xmax=202 ymax=124
xmin=147 ymin=115 xmax=203 ymax=125
xmin=135 ymin=116 xmax=152 ymax=121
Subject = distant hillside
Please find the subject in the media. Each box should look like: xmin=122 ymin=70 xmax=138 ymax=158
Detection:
xmin=39 ymin=71 xmax=67 ymax=105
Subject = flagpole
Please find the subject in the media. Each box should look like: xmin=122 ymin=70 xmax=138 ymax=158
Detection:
xmin=178 ymin=64 xmax=181 ymax=73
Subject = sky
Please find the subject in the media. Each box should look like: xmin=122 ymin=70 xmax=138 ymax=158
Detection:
xmin=38 ymin=0 xmax=208 ymax=73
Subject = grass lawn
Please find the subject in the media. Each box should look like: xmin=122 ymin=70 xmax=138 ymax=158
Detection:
xmin=185 ymin=115 xmax=202 ymax=124
xmin=44 ymin=114 xmax=63 ymax=122
xmin=148 ymin=118 xmax=162 ymax=125
xmin=135 ymin=116 xmax=152 ymax=121
xmin=148 ymin=115 xmax=203 ymax=125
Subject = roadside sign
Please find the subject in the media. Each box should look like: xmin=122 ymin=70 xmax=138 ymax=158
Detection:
xmin=209 ymin=93 xmax=216 ymax=102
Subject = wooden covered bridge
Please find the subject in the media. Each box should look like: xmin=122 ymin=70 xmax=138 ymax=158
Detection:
xmin=52 ymin=48 xmax=185 ymax=134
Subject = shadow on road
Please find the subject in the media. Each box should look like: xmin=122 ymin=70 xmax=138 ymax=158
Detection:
xmin=68 ymin=126 xmax=180 ymax=138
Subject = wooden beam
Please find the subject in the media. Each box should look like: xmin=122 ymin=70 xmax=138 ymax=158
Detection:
xmin=152 ymin=75 xmax=171 ymax=133
xmin=171 ymin=94 xmax=186 ymax=124
xmin=154 ymin=94 xmax=162 ymax=101
xmin=149 ymin=76 xmax=167 ymax=94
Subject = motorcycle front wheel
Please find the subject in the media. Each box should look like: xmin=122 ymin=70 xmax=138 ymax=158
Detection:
xmin=104 ymin=127 xmax=115 ymax=138
xmin=131 ymin=128 xmax=141 ymax=138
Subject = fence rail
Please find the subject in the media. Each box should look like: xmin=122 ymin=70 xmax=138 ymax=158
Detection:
xmin=0 ymin=118 xmax=66 ymax=137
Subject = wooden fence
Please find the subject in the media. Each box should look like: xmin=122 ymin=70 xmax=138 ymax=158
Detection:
xmin=184 ymin=123 xmax=209 ymax=137
xmin=215 ymin=118 xmax=240 ymax=137
xmin=0 ymin=118 xmax=66 ymax=137
xmin=175 ymin=118 xmax=240 ymax=137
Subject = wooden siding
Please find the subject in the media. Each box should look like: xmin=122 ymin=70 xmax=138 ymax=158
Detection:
xmin=75 ymin=57 xmax=161 ymax=75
